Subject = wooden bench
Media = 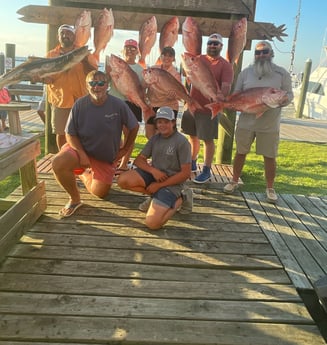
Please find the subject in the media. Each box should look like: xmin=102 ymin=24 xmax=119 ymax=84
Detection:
xmin=8 ymin=84 xmax=43 ymax=102
xmin=0 ymin=103 xmax=46 ymax=262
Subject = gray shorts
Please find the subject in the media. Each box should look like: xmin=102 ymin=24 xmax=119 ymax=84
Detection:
xmin=51 ymin=106 xmax=71 ymax=135
xmin=181 ymin=110 xmax=218 ymax=140
xmin=135 ymin=168 xmax=178 ymax=209
xmin=235 ymin=127 xmax=280 ymax=158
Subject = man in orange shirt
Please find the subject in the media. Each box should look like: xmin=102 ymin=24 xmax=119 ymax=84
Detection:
xmin=46 ymin=24 xmax=96 ymax=149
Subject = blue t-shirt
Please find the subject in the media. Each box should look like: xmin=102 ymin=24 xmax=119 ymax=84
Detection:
xmin=66 ymin=94 xmax=138 ymax=163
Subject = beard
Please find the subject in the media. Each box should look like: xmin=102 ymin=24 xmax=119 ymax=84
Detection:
xmin=254 ymin=58 xmax=273 ymax=78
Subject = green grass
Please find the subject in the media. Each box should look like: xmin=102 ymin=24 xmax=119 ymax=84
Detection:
xmin=1 ymin=135 xmax=326 ymax=198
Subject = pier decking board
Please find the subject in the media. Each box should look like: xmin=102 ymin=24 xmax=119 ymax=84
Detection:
xmin=0 ymin=175 xmax=326 ymax=344
xmin=243 ymin=192 xmax=327 ymax=290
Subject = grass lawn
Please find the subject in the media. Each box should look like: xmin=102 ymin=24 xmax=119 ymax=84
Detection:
xmin=0 ymin=135 xmax=326 ymax=198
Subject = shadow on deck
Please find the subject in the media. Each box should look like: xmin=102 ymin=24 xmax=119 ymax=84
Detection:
xmin=0 ymin=164 xmax=326 ymax=344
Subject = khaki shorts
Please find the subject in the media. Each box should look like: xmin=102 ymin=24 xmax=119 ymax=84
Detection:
xmin=51 ymin=106 xmax=71 ymax=135
xmin=181 ymin=110 xmax=218 ymax=140
xmin=235 ymin=127 xmax=280 ymax=158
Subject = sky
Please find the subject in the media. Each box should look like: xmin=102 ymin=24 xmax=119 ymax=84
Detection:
xmin=0 ymin=0 xmax=326 ymax=76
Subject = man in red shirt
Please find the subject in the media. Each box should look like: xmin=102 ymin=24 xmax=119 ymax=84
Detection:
xmin=181 ymin=33 xmax=234 ymax=183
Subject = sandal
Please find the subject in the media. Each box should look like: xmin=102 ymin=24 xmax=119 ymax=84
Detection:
xmin=59 ymin=201 xmax=83 ymax=218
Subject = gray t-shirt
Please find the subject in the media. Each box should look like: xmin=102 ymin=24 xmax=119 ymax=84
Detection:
xmin=235 ymin=63 xmax=293 ymax=132
xmin=141 ymin=130 xmax=191 ymax=195
xmin=66 ymin=94 xmax=138 ymax=163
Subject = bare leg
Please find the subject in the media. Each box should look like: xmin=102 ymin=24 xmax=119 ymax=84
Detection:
xmin=203 ymin=139 xmax=215 ymax=167
xmin=188 ymin=135 xmax=200 ymax=160
xmin=79 ymin=170 xmax=112 ymax=199
xmin=145 ymin=197 xmax=183 ymax=230
xmin=56 ymin=134 xmax=67 ymax=150
xmin=52 ymin=151 xmax=81 ymax=204
xmin=264 ymin=156 xmax=276 ymax=188
xmin=232 ymin=153 xmax=247 ymax=183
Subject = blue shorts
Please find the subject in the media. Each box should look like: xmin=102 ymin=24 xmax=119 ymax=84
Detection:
xmin=135 ymin=168 xmax=178 ymax=208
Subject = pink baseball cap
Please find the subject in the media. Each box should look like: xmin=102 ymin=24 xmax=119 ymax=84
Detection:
xmin=124 ymin=39 xmax=138 ymax=48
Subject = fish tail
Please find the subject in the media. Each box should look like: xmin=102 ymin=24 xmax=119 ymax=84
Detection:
xmin=143 ymin=106 xmax=155 ymax=123
xmin=205 ymin=102 xmax=224 ymax=118
xmin=88 ymin=53 xmax=100 ymax=68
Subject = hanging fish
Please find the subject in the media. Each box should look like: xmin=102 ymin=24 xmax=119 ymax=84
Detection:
xmin=138 ymin=16 xmax=157 ymax=67
xmin=93 ymin=8 xmax=114 ymax=64
xmin=226 ymin=17 xmax=247 ymax=65
xmin=107 ymin=54 xmax=155 ymax=122
xmin=74 ymin=10 xmax=92 ymax=47
xmin=182 ymin=17 xmax=202 ymax=56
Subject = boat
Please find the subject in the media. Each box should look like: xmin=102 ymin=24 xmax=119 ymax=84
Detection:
xmin=293 ymin=46 xmax=327 ymax=120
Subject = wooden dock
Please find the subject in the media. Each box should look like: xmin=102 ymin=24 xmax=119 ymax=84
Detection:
xmin=0 ymin=169 xmax=326 ymax=344
xmin=0 ymin=109 xmax=326 ymax=344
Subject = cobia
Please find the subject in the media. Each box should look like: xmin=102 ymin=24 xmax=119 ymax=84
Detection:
xmin=0 ymin=46 xmax=89 ymax=89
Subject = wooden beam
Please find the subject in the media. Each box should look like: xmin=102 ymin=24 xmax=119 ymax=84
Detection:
xmin=62 ymin=0 xmax=255 ymax=17
xmin=17 ymin=5 xmax=288 ymax=42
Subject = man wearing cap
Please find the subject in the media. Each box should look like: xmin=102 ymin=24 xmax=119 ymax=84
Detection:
xmin=223 ymin=41 xmax=293 ymax=203
xmin=145 ymin=46 xmax=181 ymax=139
xmin=108 ymin=39 xmax=144 ymax=173
xmin=181 ymin=33 xmax=234 ymax=183
xmin=117 ymin=106 xmax=192 ymax=230
xmin=46 ymin=24 xmax=97 ymax=150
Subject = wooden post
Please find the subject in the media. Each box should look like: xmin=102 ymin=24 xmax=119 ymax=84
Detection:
xmin=5 ymin=44 xmax=15 ymax=71
xmin=45 ymin=0 xmax=64 ymax=154
xmin=295 ymin=59 xmax=312 ymax=119
xmin=0 ymin=53 xmax=4 ymax=75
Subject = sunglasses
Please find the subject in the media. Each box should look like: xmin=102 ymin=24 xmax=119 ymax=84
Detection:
xmin=207 ymin=41 xmax=220 ymax=46
xmin=88 ymin=80 xmax=106 ymax=87
xmin=255 ymin=49 xmax=270 ymax=55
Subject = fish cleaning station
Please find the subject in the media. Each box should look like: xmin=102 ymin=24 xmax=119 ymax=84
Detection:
xmin=0 ymin=0 xmax=327 ymax=344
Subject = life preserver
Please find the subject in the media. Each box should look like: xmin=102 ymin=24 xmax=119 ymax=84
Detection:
xmin=0 ymin=88 xmax=11 ymax=104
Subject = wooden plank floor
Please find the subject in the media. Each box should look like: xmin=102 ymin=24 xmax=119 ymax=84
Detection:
xmin=243 ymin=192 xmax=327 ymax=290
xmin=0 ymin=173 xmax=326 ymax=344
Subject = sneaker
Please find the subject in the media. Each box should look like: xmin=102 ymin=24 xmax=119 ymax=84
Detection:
xmin=191 ymin=160 xmax=197 ymax=172
xmin=179 ymin=187 xmax=193 ymax=214
xmin=193 ymin=166 xmax=211 ymax=184
xmin=266 ymin=188 xmax=278 ymax=203
xmin=223 ymin=181 xmax=239 ymax=194
xmin=138 ymin=197 xmax=151 ymax=212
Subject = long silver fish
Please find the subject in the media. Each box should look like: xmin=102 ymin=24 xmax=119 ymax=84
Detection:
xmin=0 ymin=46 xmax=89 ymax=89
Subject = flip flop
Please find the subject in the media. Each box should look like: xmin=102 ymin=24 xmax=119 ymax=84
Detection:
xmin=59 ymin=201 xmax=83 ymax=218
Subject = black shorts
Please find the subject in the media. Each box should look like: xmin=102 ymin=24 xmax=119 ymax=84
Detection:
xmin=126 ymin=101 xmax=142 ymax=122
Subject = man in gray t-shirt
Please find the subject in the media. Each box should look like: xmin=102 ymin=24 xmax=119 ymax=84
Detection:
xmin=223 ymin=41 xmax=293 ymax=203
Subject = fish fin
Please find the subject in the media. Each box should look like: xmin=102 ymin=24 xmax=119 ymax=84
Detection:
xmin=155 ymin=56 xmax=162 ymax=65
xmin=138 ymin=59 xmax=146 ymax=68
xmin=205 ymin=102 xmax=224 ymax=117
